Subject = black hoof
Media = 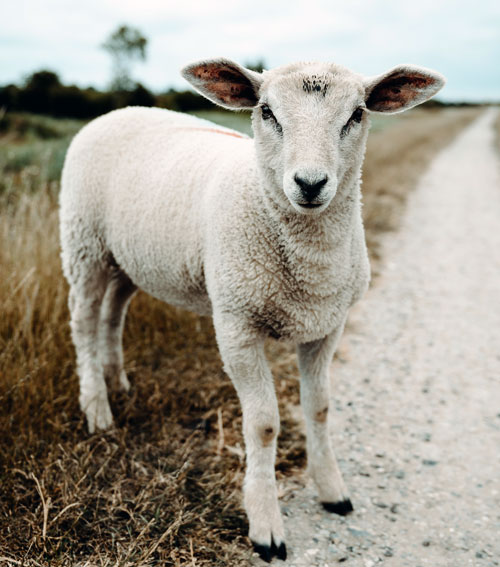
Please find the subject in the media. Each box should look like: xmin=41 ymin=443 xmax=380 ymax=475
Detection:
xmin=252 ymin=541 xmax=272 ymax=563
xmin=322 ymin=499 xmax=354 ymax=516
xmin=252 ymin=539 xmax=287 ymax=562
xmin=272 ymin=540 xmax=287 ymax=561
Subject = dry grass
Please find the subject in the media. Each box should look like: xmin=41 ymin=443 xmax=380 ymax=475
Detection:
xmin=0 ymin=107 xmax=480 ymax=566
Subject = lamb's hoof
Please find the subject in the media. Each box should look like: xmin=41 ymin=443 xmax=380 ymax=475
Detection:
xmin=103 ymin=364 xmax=130 ymax=392
xmin=322 ymin=499 xmax=354 ymax=516
xmin=273 ymin=541 xmax=287 ymax=561
xmin=82 ymin=395 xmax=113 ymax=434
xmin=118 ymin=369 xmax=131 ymax=392
xmin=253 ymin=542 xmax=272 ymax=563
xmin=252 ymin=539 xmax=287 ymax=562
xmin=273 ymin=541 xmax=286 ymax=561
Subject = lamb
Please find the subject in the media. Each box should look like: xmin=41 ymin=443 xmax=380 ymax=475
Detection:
xmin=59 ymin=58 xmax=444 ymax=562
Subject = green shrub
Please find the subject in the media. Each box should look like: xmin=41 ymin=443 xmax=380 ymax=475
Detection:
xmin=3 ymin=145 xmax=38 ymax=172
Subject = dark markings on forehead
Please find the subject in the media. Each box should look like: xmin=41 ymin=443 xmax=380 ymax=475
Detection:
xmin=302 ymin=74 xmax=329 ymax=97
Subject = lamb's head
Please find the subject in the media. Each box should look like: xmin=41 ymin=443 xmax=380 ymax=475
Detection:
xmin=182 ymin=59 xmax=445 ymax=215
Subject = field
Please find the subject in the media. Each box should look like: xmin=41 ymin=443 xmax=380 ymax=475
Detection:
xmin=0 ymin=106 xmax=481 ymax=566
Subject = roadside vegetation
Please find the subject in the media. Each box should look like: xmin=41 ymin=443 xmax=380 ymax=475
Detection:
xmin=0 ymin=106 xmax=481 ymax=566
xmin=494 ymin=106 xmax=500 ymax=155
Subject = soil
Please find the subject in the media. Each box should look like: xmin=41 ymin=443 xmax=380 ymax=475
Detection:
xmin=252 ymin=108 xmax=500 ymax=566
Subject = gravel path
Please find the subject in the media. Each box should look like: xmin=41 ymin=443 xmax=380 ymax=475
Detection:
xmin=253 ymin=108 xmax=500 ymax=566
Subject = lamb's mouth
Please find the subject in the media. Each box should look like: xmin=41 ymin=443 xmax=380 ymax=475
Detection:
xmin=298 ymin=203 xmax=323 ymax=209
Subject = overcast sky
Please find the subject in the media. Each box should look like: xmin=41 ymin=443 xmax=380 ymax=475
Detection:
xmin=1 ymin=0 xmax=499 ymax=101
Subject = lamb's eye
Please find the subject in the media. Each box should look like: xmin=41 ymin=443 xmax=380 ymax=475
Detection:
xmin=260 ymin=104 xmax=282 ymax=133
xmin=351 ymin=107 xmax=364 ymax=123
xmin=261 ymin=104 xmax=275 ymax=121
xmin=341 ymin=107 xmax=364 ymax=137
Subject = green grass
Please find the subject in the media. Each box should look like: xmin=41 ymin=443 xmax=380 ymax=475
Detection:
xmin=2 ymin=138 xmax=69 ymax=176
xmin=0 ymin=112 xmax=84 ymax=141
xmin=189 ymin=109 xmax=253 ymax=136
xmin=0 ymin=113 xmax=84 ymax=202
xmin=369 ymin=112 xmax=401 ymax=132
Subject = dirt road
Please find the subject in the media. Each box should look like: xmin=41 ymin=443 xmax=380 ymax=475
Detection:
xmin=254 ymin=108 xmax=500 ymax=566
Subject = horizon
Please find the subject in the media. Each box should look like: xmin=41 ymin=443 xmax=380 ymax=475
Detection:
xmin=2 ymin=0 xmax=499 ymax=103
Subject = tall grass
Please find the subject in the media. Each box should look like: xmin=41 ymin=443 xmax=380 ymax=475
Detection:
xmin=0 ymin=107 xmax=481 ymax=565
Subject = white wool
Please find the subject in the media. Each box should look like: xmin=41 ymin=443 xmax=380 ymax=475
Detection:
xmin=59 ymin=59 xmax=445 ymax=556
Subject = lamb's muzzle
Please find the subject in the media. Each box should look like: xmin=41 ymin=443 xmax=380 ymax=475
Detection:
xmin=294 ymin=172 xmax=328 ymax=199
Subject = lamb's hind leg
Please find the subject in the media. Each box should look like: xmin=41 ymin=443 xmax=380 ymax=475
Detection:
xmin=98 ymin=269 xmax=137 ymax=391
xmin=297 ymin=318 xmax=353 ymax=514
xmin=68 ymin=262 xmax=112 ymax=433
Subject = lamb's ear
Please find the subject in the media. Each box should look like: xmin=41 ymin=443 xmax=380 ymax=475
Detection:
xmin=364 ymin=65 xmax=446 ymax=114
xmin=181 ymin=58 xmax=263 ymax=110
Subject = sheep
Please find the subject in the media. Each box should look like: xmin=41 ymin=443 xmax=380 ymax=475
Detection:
xmin=59 ymin=58 xmax=444 ymax=562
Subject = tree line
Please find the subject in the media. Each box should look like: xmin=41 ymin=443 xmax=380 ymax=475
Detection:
xmin=0 ymin=70 xmax=217 ymax=119
xmin=0 ymin=24 xmax=460 ymax=119
xmin=0 ymin=25 xmax=266 ymax=119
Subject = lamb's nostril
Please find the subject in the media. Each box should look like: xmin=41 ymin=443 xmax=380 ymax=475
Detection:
xmin=294 ymin=174 xmax=328 ymax=201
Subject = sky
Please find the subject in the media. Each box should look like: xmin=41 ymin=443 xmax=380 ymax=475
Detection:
xmin=1 ymin=0 xmax=499 ymax=102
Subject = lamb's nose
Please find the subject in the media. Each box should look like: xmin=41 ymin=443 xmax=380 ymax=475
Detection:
xmin=294 ymin=174 xmax=328 ymax=202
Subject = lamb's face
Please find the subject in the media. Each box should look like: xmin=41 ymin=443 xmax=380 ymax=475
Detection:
xmin=181 ymin=58 xmax=445 ymax=216
xmin=252 ymin=63 xmax=369 ymax=214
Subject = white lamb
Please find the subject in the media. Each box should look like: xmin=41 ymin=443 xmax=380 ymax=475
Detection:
xmin=59 ymin=58 xmax=444 ymax=562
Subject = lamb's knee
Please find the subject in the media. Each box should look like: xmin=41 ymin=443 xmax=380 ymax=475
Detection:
xmin=314 ymin=405 xmax=329 ymax=423
xmin=244 ymin=412 xmax=279 ymax=448
xmin=258 ymin=423 xmax=278 ymax=447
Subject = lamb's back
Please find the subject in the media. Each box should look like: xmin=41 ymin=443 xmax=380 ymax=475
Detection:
xmin=60 ymin=106 xmax=254 ymax=313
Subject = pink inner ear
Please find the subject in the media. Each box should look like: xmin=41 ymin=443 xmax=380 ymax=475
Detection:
xmin=189 ymin=62 xmax=257 ymax=106
xmin=367 ymin=74 xmax=434 ymax=112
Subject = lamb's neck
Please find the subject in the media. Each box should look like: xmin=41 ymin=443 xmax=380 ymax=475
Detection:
xmin=261 ymin=180 xmax=363 ymax=263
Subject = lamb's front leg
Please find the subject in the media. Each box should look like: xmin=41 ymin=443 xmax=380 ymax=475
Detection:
xmin=214 ymin=314 xmax=286 ymax=562
xmin=297 ymin=320 xmax=353 ymax=515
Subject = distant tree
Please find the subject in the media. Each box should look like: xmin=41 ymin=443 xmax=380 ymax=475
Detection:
xmin=101 ymin=25 xmax=148 ymax=91
xmin=126 ymin=83 xmax=156 ymax=107
xmin=0 ymin=84 xmax=21 ymax=111
xmin=156 ymin=89 xmax=214 ymax=112
xmin=24 ymin=70 xmax=61 ymax=91
xmin=245 ymin=59 xmax=266 ymax=73
xmin=18 ymin=70 xmax=61 ymax=114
